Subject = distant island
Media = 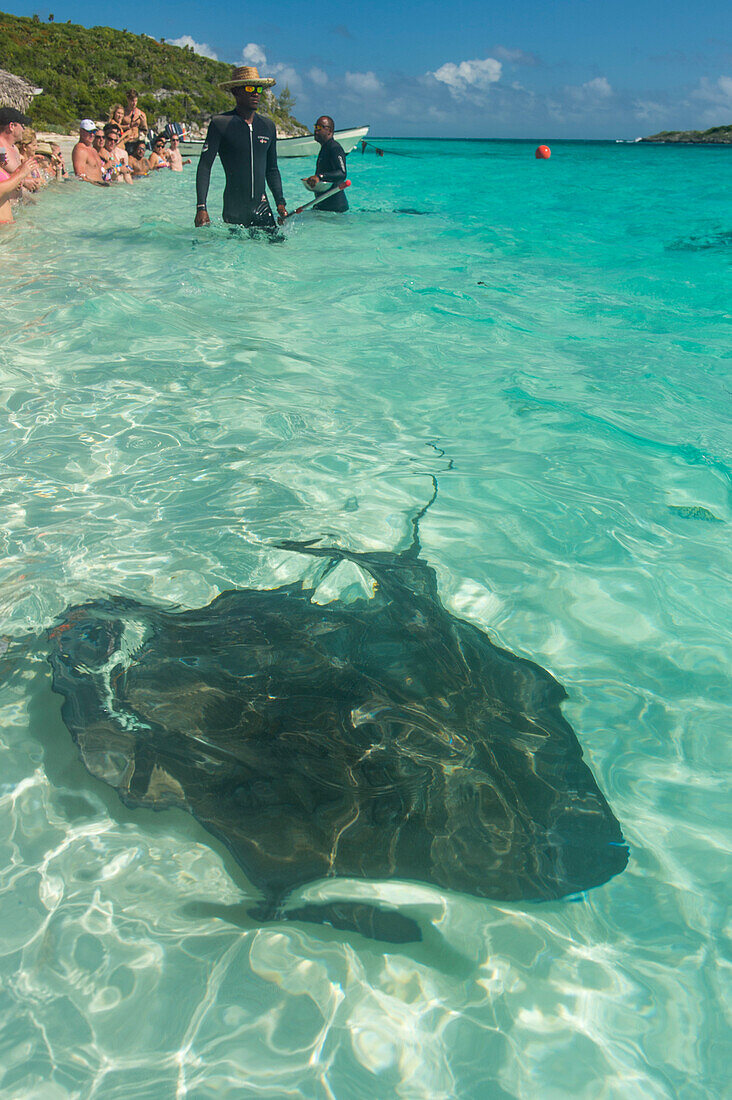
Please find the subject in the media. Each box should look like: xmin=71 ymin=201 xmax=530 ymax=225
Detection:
xmin=641 ymin=124 xmax=732 ymax=144
xmin=0 ymin=10 xmax=306 ymax=136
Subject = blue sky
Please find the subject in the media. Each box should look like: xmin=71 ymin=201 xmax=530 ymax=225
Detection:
xmin=7 ymin=0 xmax=732 ymax=136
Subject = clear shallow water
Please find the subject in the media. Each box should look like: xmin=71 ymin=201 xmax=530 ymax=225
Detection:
xmin=1 ymin=140 xmax=730 ymax=1098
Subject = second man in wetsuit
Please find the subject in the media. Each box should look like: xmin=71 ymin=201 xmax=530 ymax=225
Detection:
xmin=305 ymin=117 xmax=349 ymax=213
xmin=195 ymin=65 xmax=287 ymax=230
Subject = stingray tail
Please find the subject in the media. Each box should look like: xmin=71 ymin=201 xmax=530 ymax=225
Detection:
xmin=404 ymin=440 xmax=454 ymax=557
xmin=275 ymin=442 xmax=453 ymax=564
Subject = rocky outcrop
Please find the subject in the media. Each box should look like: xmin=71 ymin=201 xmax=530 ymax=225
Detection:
xmin=642 ymin=125 xmax=732 ymax=144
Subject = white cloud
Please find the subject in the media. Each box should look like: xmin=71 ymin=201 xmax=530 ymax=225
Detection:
xmin=431 ymin=58 xmax=502 ymax=95
xmin=242 ymin=42 xmax=267 ymax=66
xmin=570 ymin=76 xmax=613 ymax=101
xmin=169 ymin=35 xmax=217 ymax=60
xmin=345 ymin=71 xmax=383 ymax=94
xmin=239 ymin=45 xmax=301 ymax=92
xmin=692 ymin=75 xmax=732 ymax=107
xmin=584 ymin=76 xmax=613 ymax=98
xmin=271 ymin=64 xmax=302 ymax=92
xmin=309 ymin=67 xmax=329 ymax=86
xmin=633 ymin=99 xmax=666 ymax=121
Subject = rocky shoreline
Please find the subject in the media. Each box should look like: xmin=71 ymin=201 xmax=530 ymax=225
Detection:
xmin=641 ymin=124 xmax=732 ymax=144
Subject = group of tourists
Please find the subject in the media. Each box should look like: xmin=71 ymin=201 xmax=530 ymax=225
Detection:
xmin=0 ymin=106 xmax=66 ymax=224
xmin=71 ymin=116 xmax=190 ymax=186
xmin=67 ymin=88 xmax=191 ymax=187
xmin=71 ymin=88 xmax=191 ymax=184
xmin=0 ymin=88 xmax=191 ymax=224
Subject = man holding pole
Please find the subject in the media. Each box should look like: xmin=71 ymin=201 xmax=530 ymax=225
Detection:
xmin=195 ymin=65 xmax=287 ymax=231
xmin=304 ymin=117 xmax=349 ymax=213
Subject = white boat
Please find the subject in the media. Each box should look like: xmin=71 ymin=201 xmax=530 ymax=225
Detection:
xmin=277 ymin=126 xmax=369 ymax=158
xmin=179 ymin=125 xmax=369 ymax=159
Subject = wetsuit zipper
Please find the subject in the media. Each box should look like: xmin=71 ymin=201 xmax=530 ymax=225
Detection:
xmin=249 ymin=121 xmax=254 ymax=200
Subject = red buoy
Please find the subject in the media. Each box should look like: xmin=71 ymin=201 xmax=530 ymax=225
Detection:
xmin=535 ymin=145 xmax=551 ymax=159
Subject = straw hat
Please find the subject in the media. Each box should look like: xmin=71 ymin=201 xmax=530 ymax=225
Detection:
xmin=219 ymin=65 xmax=276 ymax=91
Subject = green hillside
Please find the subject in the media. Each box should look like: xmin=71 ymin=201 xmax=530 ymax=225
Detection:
xmin=0 ymin=10 xmax=305 ymax=134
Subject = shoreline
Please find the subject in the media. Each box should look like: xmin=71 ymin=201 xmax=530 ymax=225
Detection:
xmin=36 ymin=131 xmax=76 ymax=160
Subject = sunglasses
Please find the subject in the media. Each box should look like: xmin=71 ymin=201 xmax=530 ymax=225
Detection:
xmin=313 ymin=122 xmax=330 ymax=131
xmin=243 ymin=85 xmax=264 ymax=93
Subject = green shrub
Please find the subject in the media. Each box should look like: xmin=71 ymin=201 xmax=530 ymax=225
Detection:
xmin=0 ymin=10 xmax=305 ymax=132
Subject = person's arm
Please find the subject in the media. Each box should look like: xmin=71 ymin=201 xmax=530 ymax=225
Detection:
xmin=0 ymin=158 xmax=37 ymax=197
xmin=195 ymin=120 xmax=221 ymax=226
xmin=265 ymin=126 xmax=286 ymax=219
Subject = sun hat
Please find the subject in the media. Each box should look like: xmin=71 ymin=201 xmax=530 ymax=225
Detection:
xmin=219 ymin=65 xmax=276 ymax=91
xmin=79 ymin=119 xmax=96 ymax=131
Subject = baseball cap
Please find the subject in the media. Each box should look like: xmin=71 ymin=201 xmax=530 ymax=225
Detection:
xmin=0 ymin=106 xmax=31 ymax=128
xmin=79 ymin=119 xmax=96 ymax=131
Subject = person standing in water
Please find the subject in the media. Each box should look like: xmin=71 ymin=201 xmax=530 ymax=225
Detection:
xmin=305 ymin=116 xmax=349 ymax=212
xmin=72 ymin=120 xmax=107 ymax=184
xmin=122 ymin=90 xmax=148 ymax=145
xmin=167 ymin=134 xmax=191 ymax=171
xmin=194 ymin=65 xmax=287 ymax=231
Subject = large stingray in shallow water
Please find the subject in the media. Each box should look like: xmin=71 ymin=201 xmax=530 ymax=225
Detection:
xmin=48 ymin=492 xmax=628 ymax=936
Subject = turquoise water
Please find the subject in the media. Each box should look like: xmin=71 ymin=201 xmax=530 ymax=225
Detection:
xmin=1 ymin=139 xmax=730 ymax=1098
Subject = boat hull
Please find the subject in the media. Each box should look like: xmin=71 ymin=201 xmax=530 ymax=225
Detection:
xmin=277 ymin=126 xmax=369 ymax=158
xmin=180 ymin=126 xmax=369 ymax=160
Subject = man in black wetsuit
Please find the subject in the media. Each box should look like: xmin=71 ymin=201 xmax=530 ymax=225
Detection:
xmin=194 ymin=65 xmax=287 ymax=231
xmin=305 ymin=116 xmax=348 ymax=213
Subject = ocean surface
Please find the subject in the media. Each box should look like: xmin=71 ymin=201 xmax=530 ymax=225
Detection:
xmin=1 ymin=139 xmax=730 ymax=1099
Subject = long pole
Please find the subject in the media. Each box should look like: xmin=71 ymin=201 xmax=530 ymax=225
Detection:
xmin=283 ymin=180 xmax=351 ymax=219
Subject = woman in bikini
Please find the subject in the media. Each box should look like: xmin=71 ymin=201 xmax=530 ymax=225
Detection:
xmin=108 ymin=104 xmax=135 ymax=146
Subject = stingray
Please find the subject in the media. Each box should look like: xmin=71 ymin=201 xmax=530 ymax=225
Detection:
xmin=47 ymin=484 xmax=628 ymax=940
xmin=665 ymin=228 xmax=732 ymax=252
